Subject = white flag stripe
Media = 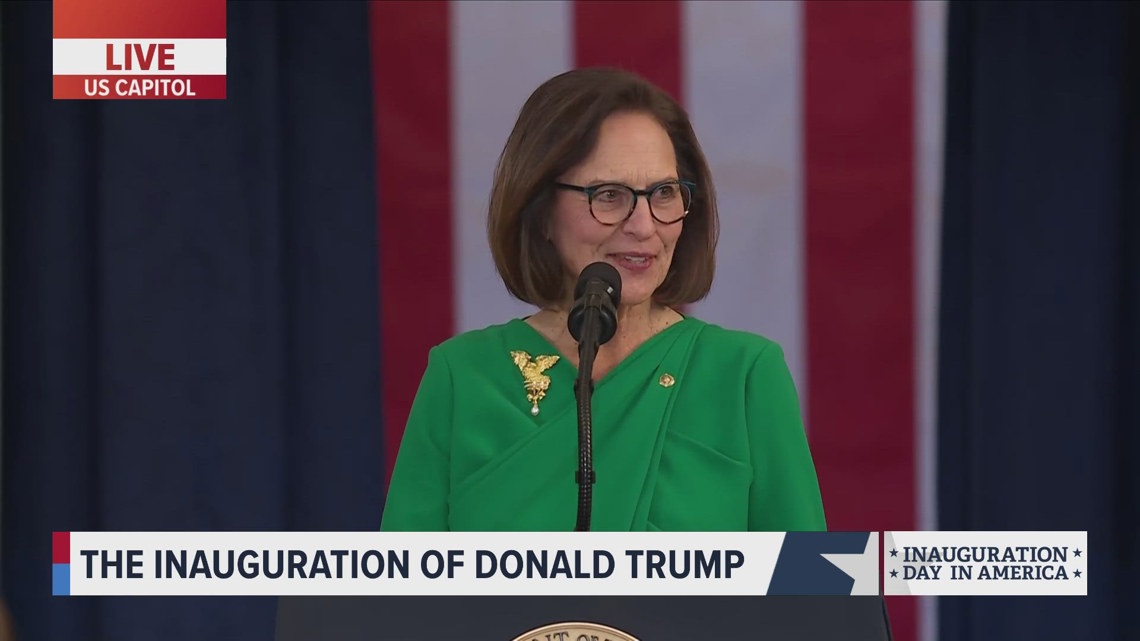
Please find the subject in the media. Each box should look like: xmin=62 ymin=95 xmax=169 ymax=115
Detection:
xmin=452 ymin=1 xmax=572 ymax=332
xmin=916 ymin=0 xmax=948 ymax=533
xmin=52 ymin=39 xmax=227 ymax=76
xmin=916 ymin=2 xmax=948 ymax=640
xmin=683 ymin=1 xmax=807 ymax=396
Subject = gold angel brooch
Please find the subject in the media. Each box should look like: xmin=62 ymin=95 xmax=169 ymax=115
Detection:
xmin=510 ymin=350 xmax=560 ymax=416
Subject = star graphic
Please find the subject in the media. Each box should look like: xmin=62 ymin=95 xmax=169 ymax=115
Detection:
xmin=820 ymin=535 xmax=879 ymax=596
xmin=1073 ymin=549 xmax=1082 ymax=557
xmin=890 ymin=569 xmax=898 ymax=578
xmin=1074 ymin=569 xmax=1082 ymax=578
xmin=890 ymin=548 xmax=898 ymax=558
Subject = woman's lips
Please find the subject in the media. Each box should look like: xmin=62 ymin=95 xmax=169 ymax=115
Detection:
xmin=608 ymin=253 xmax=655 ymax=273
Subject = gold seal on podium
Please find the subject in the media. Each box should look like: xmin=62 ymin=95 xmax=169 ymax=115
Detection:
xmin=512 ymin=621 xmax=639 ymax=641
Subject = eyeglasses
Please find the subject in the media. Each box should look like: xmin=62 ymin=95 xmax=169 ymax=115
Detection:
xmin=553 ymin=179 xmax=695 ymax=225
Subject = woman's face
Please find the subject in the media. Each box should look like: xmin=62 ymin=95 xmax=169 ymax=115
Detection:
xmin=550 ymin=111 xmax=684 ymax=310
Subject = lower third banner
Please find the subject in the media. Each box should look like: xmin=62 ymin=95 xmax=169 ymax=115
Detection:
xmin=52 ymin=531 xmax=879 ymax=597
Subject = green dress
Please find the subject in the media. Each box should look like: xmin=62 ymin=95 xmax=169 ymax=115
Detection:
xmin=380 ymin=316 xmax=826 ymax=532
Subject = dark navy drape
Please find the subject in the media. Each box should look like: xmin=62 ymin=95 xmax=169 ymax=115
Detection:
xmin=1 ymin=2 xmax=383 ymax=639
xmin=939 ymin=2 xmax=1138 ymax=640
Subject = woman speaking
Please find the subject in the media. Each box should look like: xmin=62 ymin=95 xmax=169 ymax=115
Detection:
xmin=380 ymin=68 xmax=825 ymax=533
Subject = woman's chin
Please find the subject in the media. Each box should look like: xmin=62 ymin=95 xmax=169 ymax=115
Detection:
xmin=615 ymin=289 xmax=657 ymax=312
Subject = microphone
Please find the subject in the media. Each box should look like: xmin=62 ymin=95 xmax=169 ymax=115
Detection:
xmin=568 ymin=262 xmax=622 ymax=345
xmin=567 ymin=262 xmax=621 ymax=532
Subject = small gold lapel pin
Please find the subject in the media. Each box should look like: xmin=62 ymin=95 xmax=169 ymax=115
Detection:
xmin=659 ymin=373 xmax=675 ymax=388
xmin=510 ymin=350 xmax=560 ymax=416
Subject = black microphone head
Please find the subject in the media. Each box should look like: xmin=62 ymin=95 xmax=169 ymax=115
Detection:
xmin=573 ymin=262 xmax=622 ymax=306
xmin=568 ymin=262 xmax=622 ymax=345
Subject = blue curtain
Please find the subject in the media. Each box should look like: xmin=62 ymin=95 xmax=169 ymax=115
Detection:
xmin=1 ymin=2 xmax=384 ymax=639
xmin=939 ymin=2 xmax=1138 ymax=640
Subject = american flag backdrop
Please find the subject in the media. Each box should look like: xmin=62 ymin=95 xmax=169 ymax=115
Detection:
xmin=369 ymin=3 xmax=948 ymax=640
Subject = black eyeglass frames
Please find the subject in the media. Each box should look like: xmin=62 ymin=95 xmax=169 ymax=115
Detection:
xmin=553 ymin=179 xmax=695 ymax=225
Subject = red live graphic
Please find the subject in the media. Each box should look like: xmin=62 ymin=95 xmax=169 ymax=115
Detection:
xmin=51 ymin=0 xmax=226 ymax=100
xmin=106 ymin=43 xmax=175 ymax=71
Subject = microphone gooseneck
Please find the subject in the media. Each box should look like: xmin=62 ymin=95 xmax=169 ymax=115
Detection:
xmin=568 ymin=262 xmax=621 ymax=532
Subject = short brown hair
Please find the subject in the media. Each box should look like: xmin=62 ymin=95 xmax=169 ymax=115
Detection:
xmin=488 ymin=67 xmax=718 ymax=308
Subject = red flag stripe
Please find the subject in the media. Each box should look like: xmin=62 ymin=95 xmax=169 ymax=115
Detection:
xmin=369 ymin=1 xmax=455 ymax=486
xmin=805 ymin=1 xmax=917 ymax=640
xmin=573 ymin=0 xmax=686 ymax=311
xmin=573 ymin=0 xmax=684 ymax=102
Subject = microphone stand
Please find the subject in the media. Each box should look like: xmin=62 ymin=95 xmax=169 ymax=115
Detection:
xmin=573 ymin=307 xmax=601 ymax=532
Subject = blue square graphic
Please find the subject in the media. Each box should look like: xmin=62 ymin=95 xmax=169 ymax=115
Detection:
xmin=52 ymin=563 xmax=70 ymax=596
